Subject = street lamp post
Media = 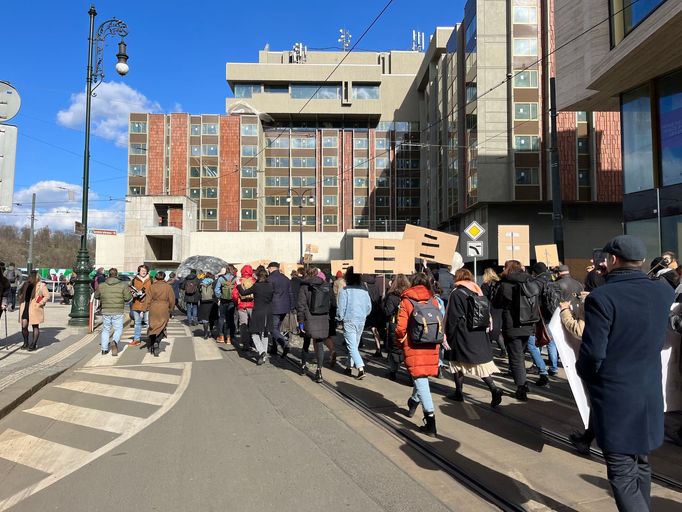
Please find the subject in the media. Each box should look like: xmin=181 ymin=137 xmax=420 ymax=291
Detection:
xmin=286 ymin=188 xmax=315 ymax=265
xmin=69 ymin=5 xmax=129 ymax=326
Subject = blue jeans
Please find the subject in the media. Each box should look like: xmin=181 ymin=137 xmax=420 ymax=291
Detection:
xmin=217 ymin=301 xmax=236 ymax=338
xmin=186 ymin=303 xmax=198 ymax=324
xmin=132 ymin=310 xmax=149 ymax=341
xmin=102 ymin=314 xmax=124 ymax=350
xmin=271 ymin=313 xmax=288 ymax=347
xmin=343 ymin=320 xmax=365 ymax=369
xmin=528 ymin=335 xmax=558 ymax=375
xmin=411 ymin=377 xmax=434 ymax=414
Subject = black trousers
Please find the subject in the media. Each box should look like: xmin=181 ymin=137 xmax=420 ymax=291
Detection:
xmin=604 ymin=452 xmax=651 ymax=512
xmin=504 ymin=335 xmax=528 ymax=386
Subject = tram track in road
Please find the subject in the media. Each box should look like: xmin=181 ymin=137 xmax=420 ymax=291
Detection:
xmin=361 ymin=354 xmax=682 ymax=493
xmin=280 ymin=353 xmax=526 ymax=512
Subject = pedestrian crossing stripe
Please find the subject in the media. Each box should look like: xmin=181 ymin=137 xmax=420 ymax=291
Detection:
xmin=0 ymin=362 xmax=192 ymax=512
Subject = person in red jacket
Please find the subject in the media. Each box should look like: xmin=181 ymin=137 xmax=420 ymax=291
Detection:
xmin=232 ymin=265 xmax=256 ymax=351
xmin=395 ymin=272 xmax=441 ymax=437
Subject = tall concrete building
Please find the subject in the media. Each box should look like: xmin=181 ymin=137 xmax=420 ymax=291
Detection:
xmin=555 ymin=0 xmax=682 ymax=258
xmin=417 ymin=0 xmax=624 ymax=265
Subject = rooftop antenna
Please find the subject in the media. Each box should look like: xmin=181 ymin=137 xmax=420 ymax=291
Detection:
xmin=291 ymin=42 xmax=307 ymax=63
xmin=412 ymin=30 xmax=425 ymax=52
xmin=338 ymin=28 xmax=352 ymax=52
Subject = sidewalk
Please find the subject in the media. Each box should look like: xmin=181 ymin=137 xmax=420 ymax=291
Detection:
xmin=0 ymin=303 xmax=99 ymax=419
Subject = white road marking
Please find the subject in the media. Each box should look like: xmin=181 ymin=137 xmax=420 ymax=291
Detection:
xmin=23 ymin=399 xmax=143 ymax=434
xmin=0 ymin=429 xmax=90 ymax=474
xmin=141 ymin=337 xmax=174 ymax=365
xmin=192 ymin=337 xmax=223 ymax=361
xmin=82 ymin=343 xmax=129 ymax=368
xmin=0 ymin=363 xmax=192 ymax=511
xmin=76 ymin=366 xmax=181 ymax=385
xmin=55 ymin=380 xmax=172 ymax=406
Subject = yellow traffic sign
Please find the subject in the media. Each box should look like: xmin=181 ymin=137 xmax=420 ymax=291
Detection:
xmin=464 ymin=221 xmax=485 ymax=241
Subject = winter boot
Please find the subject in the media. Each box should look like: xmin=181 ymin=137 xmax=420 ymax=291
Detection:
xmin=406 ymin=397 xmax=419 ymax=418
xmin=418 ymin=413 xmax=437 ymax=437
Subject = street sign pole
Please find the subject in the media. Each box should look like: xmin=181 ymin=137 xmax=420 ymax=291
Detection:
xmin=473 ymin=256 xmax=477 ymax=285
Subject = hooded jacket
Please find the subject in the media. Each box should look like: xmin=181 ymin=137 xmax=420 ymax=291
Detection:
xmin=492 ymin=270 xmax=535 ymax=337
xmin=94 ymin=277 xmax=132 ymax=315
xmin=395 ymin=285 xmax=440 ymax=378
xmin=233 ymin=265 xmax=256 ymax=310
xmin=181 ymin=272 xmax=200 ymax=304
xmin=296 ymin=276 xmax=331 ymax=339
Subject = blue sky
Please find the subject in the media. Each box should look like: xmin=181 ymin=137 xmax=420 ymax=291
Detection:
xmin=3 ymin=0 xmax=464 ymax=231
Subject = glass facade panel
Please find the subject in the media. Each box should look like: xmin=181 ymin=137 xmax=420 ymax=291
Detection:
xmin=240 ymin=209 xmax=256 ymax=220
xmin=625 ymin=218 xmax=660 ymax=259
xmin=514 ymin=135 xmax=540 ymax=151
xmin=266 ymin=157 xmax=289 ymax=167
xmin=577 ymin=111 xmax=588 ymax=122
xmin=515 ymin=167 xmax=539 ymax=185
xmin=129 ymin=164 xmax=146 ymax=176
xmin=514 ymin=70 xmax=538 ymax=88
xmin=354 ymin=177 xmax=368 ymax=187
xmin=658 ymin=69 xmax=682 ymax=187
xmin=130 ymin=143 xmax=146 ymax=155
xmin=622 ymin=85 xmax=654 ymax=193
xmin=202 ymin=209 xmax=217 ymax=220
xmin=661 ymin=214 xmax=682 ymax=259
xmin=190 ymin=166 xmax=200 ymax=178
xmin=322 ymin=136 xmax=337 ymax=148
xmin=202 ymin=166 xmax=218 ymax=177
xmin=241 ymin=124 xmax=257 ymax=136
xmin=266 ymin=137 xmax=289 ymax=149
xmin=353 ymin=138 xmax=369 ymax=149
xmin=513 ymin=6 xmax=537 ymax=24
xmin=241 ymin=188 xmax=256 ymax=199
xmin=375 ymin=138 xmax=389 ymax=149
xmin=323 ymin=215 xmax=338 ymax=225
xmin=202 ymin=123 xmax=218 ymax=135
xmin=323 ymin=195 xmax=337 ymax=206
xmin=292 ymin=157 xmax=316 ymax=168
xmin=265 ymin=176 xmax=290 ymax=187
xmin=235 ymin=84 xmax=261 ymax=98
xmin=203 ymin=187 xmax=218 ymax=198
xmin=354 ymin=157 xmax=368 ymax=169
xmin=130 ymin=121 xmax=147 ymax=134
xmin=290 ymin=84 xmax=341 ymax=99
xmin=189 ymin=188 xmax=200 ymax=199
xmin=513 ymin=38 xmax=538 ymax=56
xmin=241 ymin=167 xmax=257 ymax=178
xmin=352 ymin=85 xmax=380 ymax=100
xmin=514 ymin=103 xmax=538 ymax=120
xmin=323 ymin=176 xmax=338 ymax=186
xmin=191 ymin=124 xmax=201 ymax=136
xmin=578 ymin=170 xmax=591 ymax=187
xmin=203 ymin=144 xmax=218 ymax=156
xmin=291 ymin=137 xmax=316 ymax=149
xmin=129 ymin=186 xmax=145 ymax=195
xmin=611 ymin=0 xmax=665 ymax=46
xmin=323 ymin=156 xmax=337 ymax=167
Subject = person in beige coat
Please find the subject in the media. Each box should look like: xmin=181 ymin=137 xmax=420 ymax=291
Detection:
xmin=18 ymin=271 xmax=50 ymax=351
xmin=147 ymin=272 xmax=176 ymax=357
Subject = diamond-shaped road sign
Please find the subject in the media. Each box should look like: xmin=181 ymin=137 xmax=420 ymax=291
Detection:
xmin=464 ymin=221 xmax=485 ymax=241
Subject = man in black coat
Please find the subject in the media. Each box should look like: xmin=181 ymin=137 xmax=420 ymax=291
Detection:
xmin=577 ymin=235 xmax=674 ymax=511
xmin=267 ymin=262 xmax=294 ymax=357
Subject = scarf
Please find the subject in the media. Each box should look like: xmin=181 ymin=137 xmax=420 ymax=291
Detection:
xmin=455 ymin=280 xmax=483 ymax=296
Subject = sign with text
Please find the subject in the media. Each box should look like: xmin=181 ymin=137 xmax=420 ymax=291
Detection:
xmin=331 ymin=260 xmax=353 ymax=276
xmin=74 ymin=221 xmax=84 ymax=236
xmin=353 ymin=238 xmax=415 ymax=275
xmin=90 ymin=229 xmax=117 ymax=236
xmin=535 ymin=244 xmax=561 ymax=268
xmin=497 ymin=225 xmax=530 ymax=266
xmin=403 ymin=224 xmax=459 ymax=265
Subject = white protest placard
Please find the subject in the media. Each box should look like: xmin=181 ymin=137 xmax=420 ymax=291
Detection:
xmin=547 ymin=309 xmax=590 ymax=429
xmin=663 ymin=304 xmax=682 ymax=412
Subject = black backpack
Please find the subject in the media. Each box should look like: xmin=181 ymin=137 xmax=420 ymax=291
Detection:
xmin=407 ymin=298 xmax=445 ymax=344
xmin=184 ymin=279 xmax=198 ymax=295
xmin=516 ymin=278 xmax=542 ymax=325
xmin=309 ymin=282 xmax=331 ymax=315
xmin=542 ymin=282 xmax=561 ymax=317
xmin=457 ymin=286 xmax=491 ymax=331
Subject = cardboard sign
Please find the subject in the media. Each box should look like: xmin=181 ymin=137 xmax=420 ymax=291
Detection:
xmin=305 ymin=244 xmax=319 ymax=254
xmin=535 ymin=244 xmax=561 ymax=268
xmin=279 ymin=263 xmax=302 ymax=277
xmin=403 ymin=224 xmax=459 ymax=265
xmin=497 ymin=225 xmax=530 ymax=266
xmin=331 ymin=260 xmax=353 ymax=276
xmin=353 ymin=238 xmax=415 ymax=275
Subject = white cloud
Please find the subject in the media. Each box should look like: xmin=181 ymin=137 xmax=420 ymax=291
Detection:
xmin=171 ymin=102 xmax=184 ymax=113
xmin=57 ymin=82 xmax=162 ymax=147
xmin=0 ymin=181 xmax=123 ymax=232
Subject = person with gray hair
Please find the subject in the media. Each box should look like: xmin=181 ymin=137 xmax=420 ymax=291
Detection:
xmin=94 ymin=268 xmax=132 ymax=356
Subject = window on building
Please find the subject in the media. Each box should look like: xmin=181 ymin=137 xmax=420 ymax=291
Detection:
xmin=354 ymin=216 xmax=369 ymax=227
xmin=375 ymin=157 xmax=389 ymax=169
xmin=266 ymin=137 xmax=289 ymax=149
xmin=376 ymin=195 xmax=389 ymax=207
xmin=241 ymin=167 xmax=257 ymax=178
xmin=323 ymin=156 xmax=337 ymax=167
xmin=513 ymin=6 xmax=537 ymax=24
xmin=189 ymin=188 xmax=200 ymax=199
xmin=129 ymin=186 xmax=145 ymax=195
xmin=375 ymin=138 xmax=389 ymax=150
xmin=203 ymin=187 xmax=218 ymax=198
xmin=242 ymin=145 xmax=258 ymax=157
xmin=241 ymin=209 xmax=256 ymax=220
xmin=397 ymin=196 xmax=420 ymax=208
xmin=353 ymin=138 xmax=369 ymax=149
xmin=577 ymin=138 xmax=590 ymax=154
xmin=291 ymin=176 xmax=316 ymax=187
xmin=190 ymin=166 xmax=201 ymax=178
xmin=264 ymin=84 xmax=289 ymax=94
xmin=290 ymin=84 xmax=341 ymax=99
xmin=292 ymin=157 xmax=316 ymax=168
xmin=265 ymin=176 xmax=290 ymax=187
xmin=323 ymin=176 xmax=338 ymax=187
xmin=129 ymin=164 xmax=146 ymax=176
xmin=354 ymin=196 xmax=367 ymax=207
xmin=202 ymin=165 xmax=218 ymax=177
xmin=578 ymin=170 xmax=591 ymax=187
xmin=264 ymin=196 xmax=286 ymax=206
xmin=622 ymin=85 xmax=654 ymax=193
xmin=354 ymin=157 xmax=368 ymax=169
xmin=265 ymin=157 xmax=289 ymax=167
xmin=203 ymin=144 xmax=218 ymax=156
xmin=291 ymin=137 xmax=316 ymax=149
xmin=577 ymin=111 xmax=589 ymax=123
xmin=658 ymin=69 xmax=682 ymax=187
xmin=323 ymin=195 xmax=338 ymax=206
xmin=190 ymin=145 xmax=201 ymax=156
xmin=203 ymin=209 xmax=217 ymax=220
xmin=292 ymin=215 xmax=316 ymax=226
xmin=513 ymin=38 xmax=538 ymax=56
xmin=241 ymin=123 xmax=257 ymax=136
xmin=130 ymin=143 xmax=146 ymax=155
xmin=241 ymin=188 xmax=256 ymax=199
xmin=202 ymin=123 xmax=218 ymax=135
xmin=514 ymin=103 xmax=539 ymax=120
xmin=354 ymin=177 xmax=368 ymax=187
xmin=130 ymin=121 xmax=147 ymax=134
xmin=514 ymin=135 xmax=540 ymax=151
xmin=514 ymin=70 xmax=538 ymax=88
xmin=515 ymin=167 xmax=539 ymax=185
xmin=352 ymin=85 xmax=380 ymax=100
xmin=611 ymin=0 xmax=666 ymax=46
xmin=191 ymin=124 xmax=201 ymax=136
xmin=466 ymin=82 xmax=477 ymax=103
xmin=376 ymin=176 xmax=389 ymax=188
xmin=323 ymin=215 xmax=338 ymax=225
xmin=322 ymin=136 xmax=337 ymax=148
xmin=397 ymin=177 xmax=420 ymax=188
xmin=235 ymin=84 xmax=261 ymax=98
xmin=377 ymin=121 xmax=394 ymax=131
